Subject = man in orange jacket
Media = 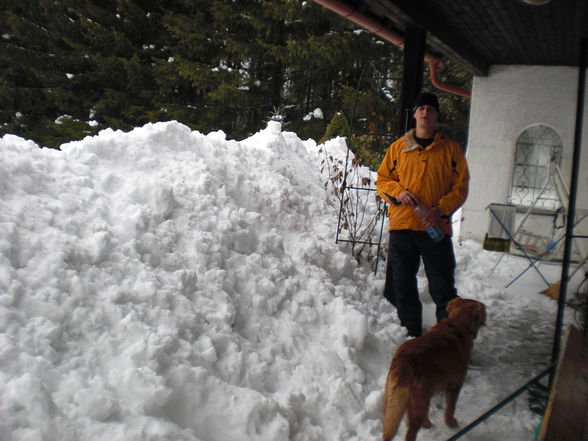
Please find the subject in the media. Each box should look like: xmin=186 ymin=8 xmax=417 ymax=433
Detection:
xmin=376 ymin=92 xmax=469 ymax=337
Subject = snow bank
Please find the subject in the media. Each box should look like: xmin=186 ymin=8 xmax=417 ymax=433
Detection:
xmin=0 ymin=121 xmax=573 ymax=441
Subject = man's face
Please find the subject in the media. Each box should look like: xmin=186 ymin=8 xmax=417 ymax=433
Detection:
xmin=413 ymin=105 xmax=439 ymax=130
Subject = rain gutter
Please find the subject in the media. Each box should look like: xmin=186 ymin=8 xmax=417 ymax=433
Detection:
xmin=313 ymin=0 xmax=472 ymax=98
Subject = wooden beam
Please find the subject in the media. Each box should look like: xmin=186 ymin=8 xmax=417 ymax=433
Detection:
xmin=538 ymin=325 xmax=588 ymax=441
xmin=396 ymin=25 xmax=426 ymax=134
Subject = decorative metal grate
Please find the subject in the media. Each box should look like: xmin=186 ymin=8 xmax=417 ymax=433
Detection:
xmin=509 ymin=126 xmax=563 ymax=210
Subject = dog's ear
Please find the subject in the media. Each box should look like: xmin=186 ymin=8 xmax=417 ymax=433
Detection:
xmin=468 ymin=302 xmax=486 ymax=338
xmin=458 ymin=300 xmax=486 ymax=338
xmin=475 ymin=302 xmax=487 ymax=327
xmin=446 ymin=297 xmax=461 ymax=314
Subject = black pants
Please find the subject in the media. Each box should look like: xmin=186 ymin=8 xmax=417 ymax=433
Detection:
xmin=383 ymin=230 xmax=457 ymax=336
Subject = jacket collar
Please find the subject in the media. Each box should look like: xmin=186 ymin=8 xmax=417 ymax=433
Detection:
xmin=402 ymin=129 xmax=443 ymax=152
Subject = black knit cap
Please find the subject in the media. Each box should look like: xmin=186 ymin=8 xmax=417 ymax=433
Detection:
xmin=412 ymin=92 xmax=439 ymax=113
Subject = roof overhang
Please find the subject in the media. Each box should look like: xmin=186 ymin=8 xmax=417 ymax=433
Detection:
xmin=315 ymin=0 xmax=588 ymax=76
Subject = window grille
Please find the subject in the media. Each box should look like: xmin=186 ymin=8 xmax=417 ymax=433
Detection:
xmin=509 ymin=125 xmax=563 ymax=211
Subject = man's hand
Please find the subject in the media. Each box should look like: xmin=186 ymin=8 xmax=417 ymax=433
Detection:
xmin=398 ymin=190 xmax=419 ymax=207
xmin=421 ymin=206 xmax=441 ymax=228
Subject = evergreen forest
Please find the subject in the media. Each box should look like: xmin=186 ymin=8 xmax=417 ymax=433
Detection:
xmin=1 ymin=0 xmax=472 ymax=168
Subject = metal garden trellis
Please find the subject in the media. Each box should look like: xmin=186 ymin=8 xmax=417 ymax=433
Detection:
xmin=333 ymin=62 xmax=399 ymax=273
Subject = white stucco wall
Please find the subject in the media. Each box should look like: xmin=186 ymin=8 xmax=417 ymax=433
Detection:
xmin=461 ymin=65 xmax=588 ymax=244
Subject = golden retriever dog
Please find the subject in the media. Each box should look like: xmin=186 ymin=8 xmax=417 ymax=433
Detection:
xmin=382 ymin=297 xmax=486 ymax=441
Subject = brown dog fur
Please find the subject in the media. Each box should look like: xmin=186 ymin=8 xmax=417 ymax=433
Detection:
xmin=382 ymin=298 xmax=486 ymax=441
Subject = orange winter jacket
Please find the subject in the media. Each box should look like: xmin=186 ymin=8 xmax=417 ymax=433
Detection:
xmin=376 ymin=129 xmax=469 ymax=236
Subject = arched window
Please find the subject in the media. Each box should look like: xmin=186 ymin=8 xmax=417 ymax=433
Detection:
xmin=509 ymin=125 xmax=563 ymax=211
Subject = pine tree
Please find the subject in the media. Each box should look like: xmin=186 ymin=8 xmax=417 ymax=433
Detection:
xmin=1 ymin=0 xmax=83 ymax=146
xmin=320 ymin=111 xmax=350 ymax=143
xmin=1 ymin=0 xmax=471 ymax=152
xmin=0 ymin=0 xmax=170 ymax=147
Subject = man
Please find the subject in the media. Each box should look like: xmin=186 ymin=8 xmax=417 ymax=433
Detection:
xmin=376 ymin=92 xmax=469 ymax=337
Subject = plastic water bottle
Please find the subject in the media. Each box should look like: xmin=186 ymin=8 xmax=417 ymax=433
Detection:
xmin=414 ymin=202 xmax=444 ymax=243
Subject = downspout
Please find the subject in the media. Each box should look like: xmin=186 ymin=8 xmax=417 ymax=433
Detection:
xmin=313 ymin=0 xmax=472 ymax=98
xmin=428 ymin=59 xmax=471 ymax=98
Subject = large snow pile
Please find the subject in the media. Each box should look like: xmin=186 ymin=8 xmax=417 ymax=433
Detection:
xmin=0 ymin=120 xmax=574 ymax=440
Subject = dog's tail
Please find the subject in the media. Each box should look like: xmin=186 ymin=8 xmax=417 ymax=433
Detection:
xmin=382 ymin=371 xmax=410 ymax=441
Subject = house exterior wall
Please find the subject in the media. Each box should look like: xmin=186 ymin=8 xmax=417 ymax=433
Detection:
xmin=460 ymin=65 xmax=588 ymax=245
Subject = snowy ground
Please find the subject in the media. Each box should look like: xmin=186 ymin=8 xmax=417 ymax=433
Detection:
xmin=0 ymin=121 xmax=580 ymax=441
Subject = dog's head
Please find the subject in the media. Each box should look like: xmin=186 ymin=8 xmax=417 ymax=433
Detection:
xmin=447 ymin=297 xmax=486 ymax=338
